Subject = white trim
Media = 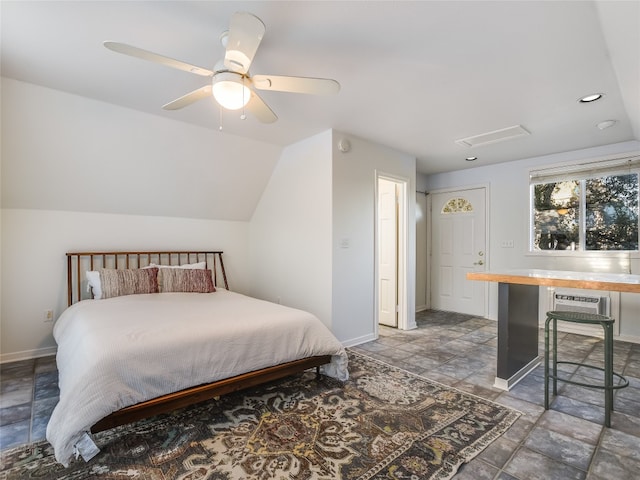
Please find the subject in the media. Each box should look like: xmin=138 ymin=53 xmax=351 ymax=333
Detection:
xmin=1 ymin=346 xmax=57 ymax=364
xmin=342 ymin=332 xmax=378 ymax=348
xmin=617 ymin=333 xmax=640 ymax=344
xmin=374 ymin=172 xmax=410 ymax=332
xmin=426 ymin=192 xmax=433 ymax=310
xmin=493 ymin=356 xmax=541 ymax=391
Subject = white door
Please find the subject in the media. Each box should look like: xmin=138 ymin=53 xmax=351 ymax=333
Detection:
xmin=378 ymin=178 xmax=398 ymax=327
xmin=430 ymin=187 xmax=487 ymax=316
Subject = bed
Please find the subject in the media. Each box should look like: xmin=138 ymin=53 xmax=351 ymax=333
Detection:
xmin=46 ymin=251 xmax=348 ymax=466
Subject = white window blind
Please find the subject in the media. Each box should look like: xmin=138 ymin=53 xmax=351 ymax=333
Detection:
xmin=530 ymin=154 xmax=640 ymax=184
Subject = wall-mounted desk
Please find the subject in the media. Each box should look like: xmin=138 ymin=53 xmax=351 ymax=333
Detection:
xmin=467 ymin=269 xmax=640 ymax=390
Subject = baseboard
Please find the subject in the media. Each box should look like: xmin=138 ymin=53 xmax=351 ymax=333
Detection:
xmin=0 ymin=346 xmax=57 ymax=364
xmin=493 ymin=356 xmax=541 ymax=391
xmin=342 ymin=332 xmax=377 ymax=348
xmin=416 ymin=305 xmax=429 ymax=313
xmin=616 ymin=333 xmax=640 ymax=345
xmin=538 ymin=320 xmax=640 ymax=344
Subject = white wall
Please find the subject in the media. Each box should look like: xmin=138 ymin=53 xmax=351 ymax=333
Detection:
xmin=424 ymin=140 xmax=640 ymax=341
xmin=0 ymin=209 xmax=250 ymax=362
xmin=249 ymin=131 xmax=333 ymax=327
xmin=250 ymin=130 xmax=417 ymax=346
xmin=1 ymin=78 xmax=282 ymax=221
xmin=331 ymin=131 xmax=417 ymax=344
xmin=0 ymin=78 xmax=281 ymax=361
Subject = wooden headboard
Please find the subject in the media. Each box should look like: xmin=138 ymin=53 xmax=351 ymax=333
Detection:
xmin=66 ymin=251 xmax=228 ymax=306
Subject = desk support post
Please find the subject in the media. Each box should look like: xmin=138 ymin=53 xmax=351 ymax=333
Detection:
xmin=495 ymin=282 xmax=541 ymax=390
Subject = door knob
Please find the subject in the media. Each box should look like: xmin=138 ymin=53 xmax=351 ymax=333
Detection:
xmin=473 ymin=260 xmax=484 ymax=265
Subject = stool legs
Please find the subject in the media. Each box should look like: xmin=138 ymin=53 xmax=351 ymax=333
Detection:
xmin=553 ymin=317 xmax=558 ymax=395
xmin=603 ymin=321 xmax=613 ymax=428
xmin=544 ymin=311 xmax=629 ymax=427
xmin=545 ymin=316 xmax=550 ymax=409
xmin=544 ymin=315 xmax=559 ymax=410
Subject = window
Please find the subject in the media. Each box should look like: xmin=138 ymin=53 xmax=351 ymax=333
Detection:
xmin=530 ymin=155 xmax=640 ymax=252
xmin=441 ymin=197 xmax=473 ymax=214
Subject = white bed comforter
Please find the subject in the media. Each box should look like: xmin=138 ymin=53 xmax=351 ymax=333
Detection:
xmin=46 ymin=290 xmax=348 ymax=466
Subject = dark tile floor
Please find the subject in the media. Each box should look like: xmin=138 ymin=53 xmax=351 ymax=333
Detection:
xmin=351 ymin=310 xmax=640 ymax=480
xmin=0 ymin=355 xmax=58 ymax=451
xmin=1 ymin=310 xmax=639 ymax=479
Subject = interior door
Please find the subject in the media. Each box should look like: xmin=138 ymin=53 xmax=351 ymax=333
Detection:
xmin=378 ymin=178 xmax=398 ymax=327
xmin=430 ymin=187 xmax=487 ymax=316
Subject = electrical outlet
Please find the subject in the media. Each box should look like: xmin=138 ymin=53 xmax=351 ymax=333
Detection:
xmin=44 ymin=309 xmax=54 ymax=322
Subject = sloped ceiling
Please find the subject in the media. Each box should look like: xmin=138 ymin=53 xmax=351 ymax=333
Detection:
xmin=1 ymin=0 xmax=639 ymax=176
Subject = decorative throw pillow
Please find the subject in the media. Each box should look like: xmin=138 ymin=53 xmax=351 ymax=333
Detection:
xmin=161 ymin=268 xmax=215 ymax=293
xmin=99 ymin=268 xmax=159 ymax=299
xmin=148 ymin=261 xmax=207 ymax=290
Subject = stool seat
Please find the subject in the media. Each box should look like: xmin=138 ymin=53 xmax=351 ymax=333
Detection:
xmin=544 ymin=310 xmax=629 ymax=428
xmin=546 ymin=311 xmax=614 ymax=324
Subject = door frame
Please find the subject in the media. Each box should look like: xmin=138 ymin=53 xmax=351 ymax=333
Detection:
xmin=374 ymin=172 xmax=409 ymax=334
xmin=427 ymin=183 xmax=490 ymax=318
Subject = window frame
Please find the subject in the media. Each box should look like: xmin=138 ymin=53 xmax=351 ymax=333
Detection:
xmin=528 ymin=153 xmax=640 ymax=256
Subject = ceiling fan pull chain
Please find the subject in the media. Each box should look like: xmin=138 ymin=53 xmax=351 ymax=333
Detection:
xmin=219 ymin=107 xmax=223 ymax=131
xmin=240 ymin=76 xmax=247 ymax=120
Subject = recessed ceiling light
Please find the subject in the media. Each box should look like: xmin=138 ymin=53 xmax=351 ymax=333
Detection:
xmin=465 ymin=156 xmax=478 ymax=162
xmin=578 ymin=93 xmax=604 ymax=103
xmin=596 ymin=119 xmax=617 ymax=130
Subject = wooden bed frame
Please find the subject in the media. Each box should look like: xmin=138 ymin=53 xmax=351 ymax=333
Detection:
xmin=65 ymin=250 xmax=332 ymax=433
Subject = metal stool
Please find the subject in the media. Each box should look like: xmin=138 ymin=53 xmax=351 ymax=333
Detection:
xmin=544 ymin=311 xmax=629 ymax=427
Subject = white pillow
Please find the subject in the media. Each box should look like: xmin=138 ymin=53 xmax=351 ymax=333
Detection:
xmin=86 ymin=271 xmax=103 ymax=299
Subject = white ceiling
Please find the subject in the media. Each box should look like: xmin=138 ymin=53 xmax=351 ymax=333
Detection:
xmin=2 ymin=1 xmax=639 ymax=175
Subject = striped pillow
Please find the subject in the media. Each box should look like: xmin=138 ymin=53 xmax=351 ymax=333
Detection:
xmin=99 ymin=268 xmax=159 ymax=299
xmin=161 ymin=268 xmax=215 ymax=293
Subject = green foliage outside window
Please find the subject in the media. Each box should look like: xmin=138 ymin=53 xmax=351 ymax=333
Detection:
xmin=532 ymin=173 xmax=638 ymax=251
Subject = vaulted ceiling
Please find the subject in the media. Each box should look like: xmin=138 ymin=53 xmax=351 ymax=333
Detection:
xmin=2 ymin=1 xmax=638 ymax=174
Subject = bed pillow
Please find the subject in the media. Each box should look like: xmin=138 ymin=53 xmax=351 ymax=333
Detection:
xmin=86 ymin=270 xmax=103 ymax=299
xmin=161 ymin=268 xmax=215 ymax=293
xmin=149 ymin=261 xmax=207 ymax=291
xmin=98 ymin=267 xmax=159 ymax=299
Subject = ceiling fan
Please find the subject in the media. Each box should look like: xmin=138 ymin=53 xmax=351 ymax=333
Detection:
xmin=104 ymin=12 xmax=340 ymax=123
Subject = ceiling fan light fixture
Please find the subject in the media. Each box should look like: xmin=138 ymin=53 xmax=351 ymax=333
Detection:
xmin=212 ymin=72 xmax=251 ymax=110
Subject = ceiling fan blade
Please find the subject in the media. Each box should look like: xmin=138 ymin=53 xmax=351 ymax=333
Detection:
xmin=162 ymin=85 xmax=212 ymax=110
xmin=223 ymin=12 xmax=265 ymax=74
xmin=104 ymin=41 xmax=214 ymax=77
xmin=245 ymin=90 xmax=277 ymax=123
xmin=252 ymin=75 xmax=340 ymax=95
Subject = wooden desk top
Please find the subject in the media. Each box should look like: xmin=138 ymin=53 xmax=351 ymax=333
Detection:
xmin=467 ymin=269 xmax=640 ymax=294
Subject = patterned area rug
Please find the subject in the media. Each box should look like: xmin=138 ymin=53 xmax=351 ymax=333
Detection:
xmin=1 ymin=351 xmax=519 ymax=480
